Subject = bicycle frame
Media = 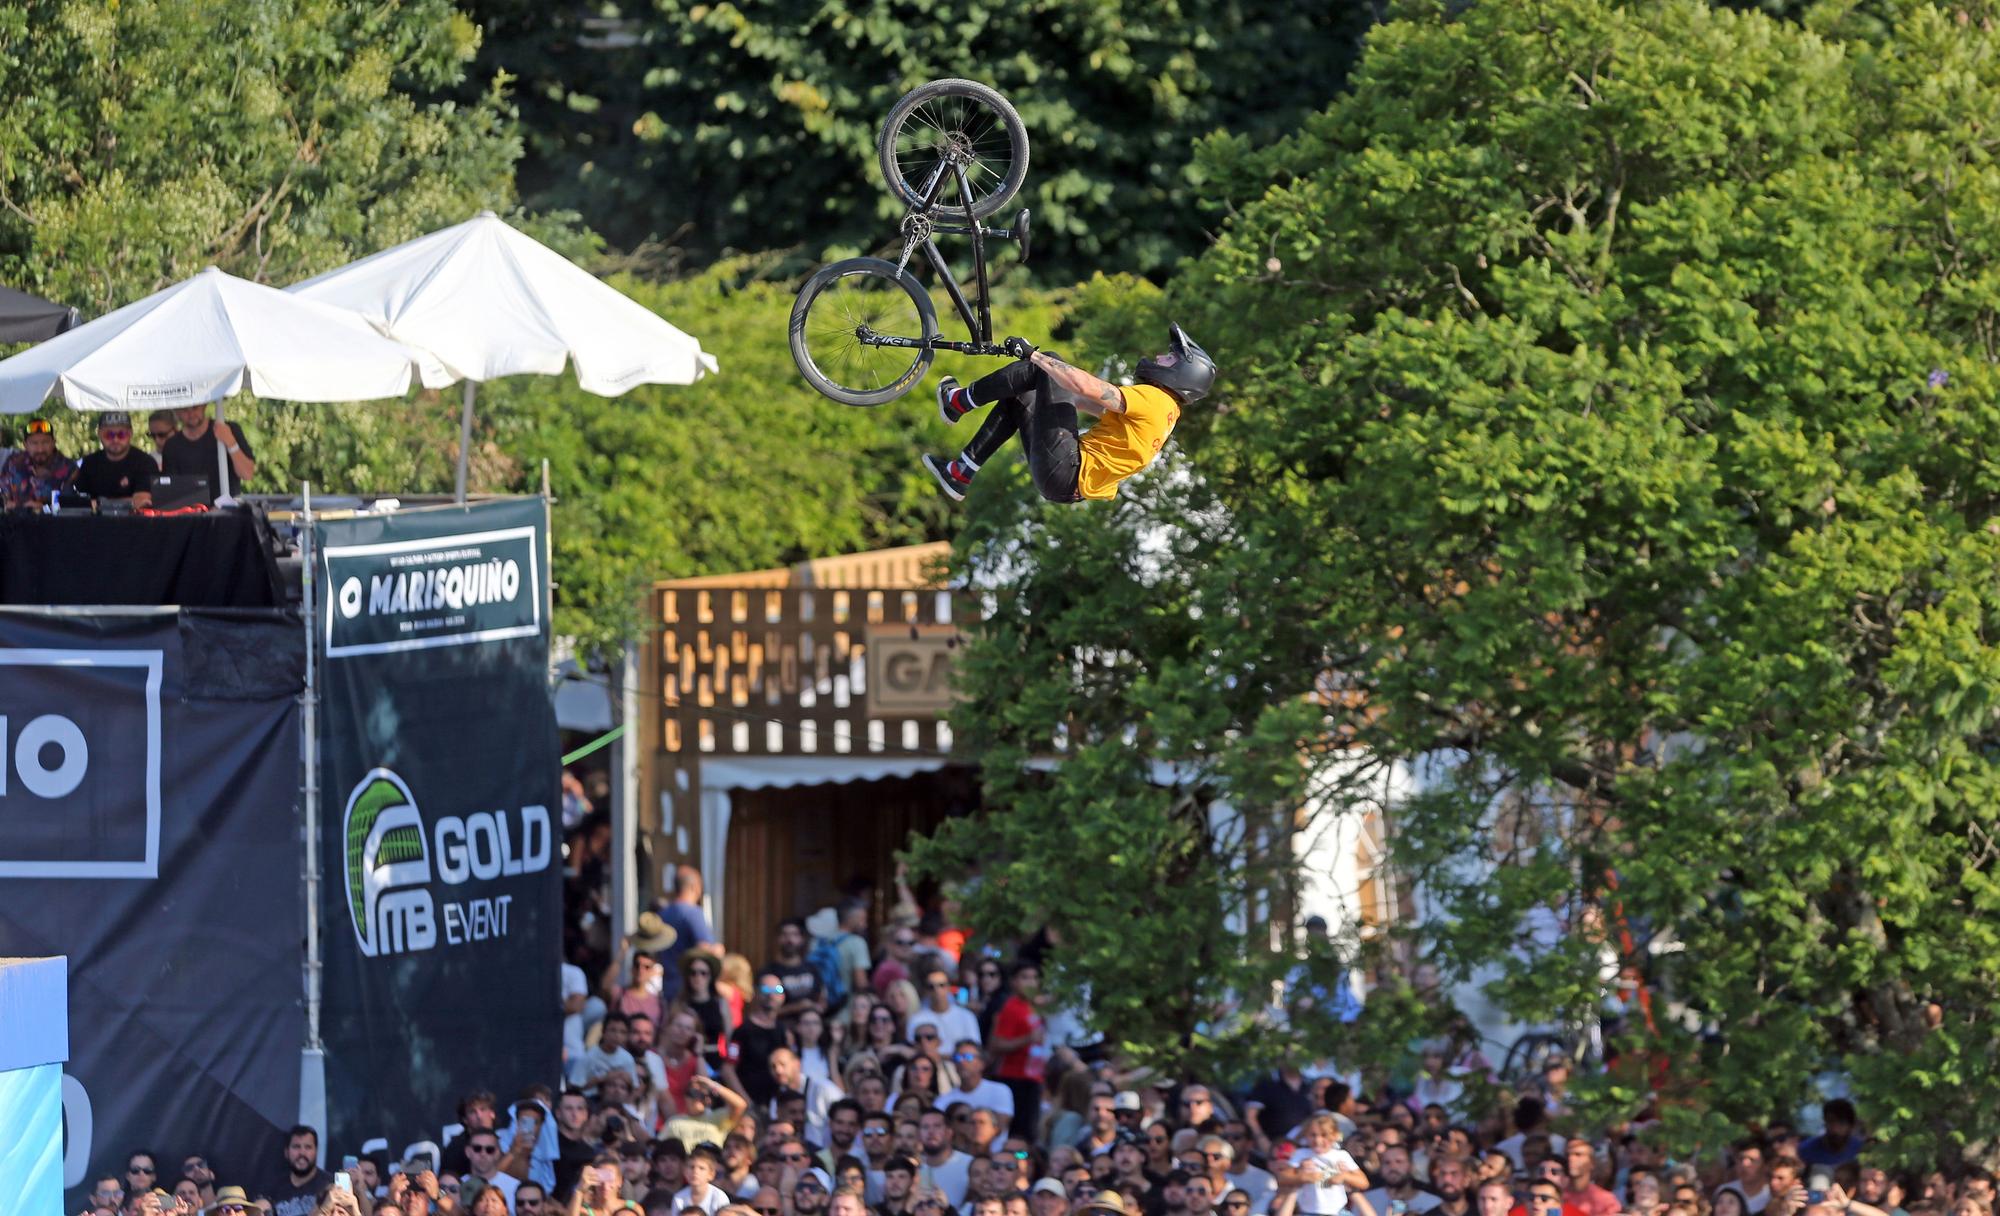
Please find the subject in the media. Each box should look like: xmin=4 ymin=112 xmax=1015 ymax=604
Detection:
xmin=867 ymin=160 xmax=1018 ymax=357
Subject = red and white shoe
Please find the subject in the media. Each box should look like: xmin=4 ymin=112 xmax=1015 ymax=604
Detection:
xmin=923 ymin=453 xmax=974 ymax=501
xmin=936 ymin=377 xmax=974 ymax=426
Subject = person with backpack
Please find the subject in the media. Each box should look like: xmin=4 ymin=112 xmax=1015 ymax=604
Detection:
xmin=805 ymin=900 xmax=872 ymax=1015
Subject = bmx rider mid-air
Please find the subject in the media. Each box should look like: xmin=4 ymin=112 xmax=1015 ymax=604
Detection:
xmin=922 ymin=323 xmax=1217 ymax=503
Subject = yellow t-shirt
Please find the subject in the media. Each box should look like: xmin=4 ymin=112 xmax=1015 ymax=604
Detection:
xmin=1076 ymin=383 xmax=1180 ymax=500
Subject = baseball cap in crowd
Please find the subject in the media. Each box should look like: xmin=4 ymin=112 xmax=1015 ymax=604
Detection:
xmin=1113 ymin=1092 xmax=1141 ymax=1112
xmin=1112 ymin=1128 xmax=1143 ymax=1149
xmin=99 ymin=411 xmax=132 ymax=429
xmin=23 ymin=418 xmax=52 ymax=436
xmin=1032 ymin=1179 xmax=1068 ymax=1198
xmin=1079 ymin=1190 xmax=1132 ymax=1216
xmin=796 ymin=1167 xmax=833 ymax=1193
xmin=206 ymin=1186 xmax=258 ymax=1215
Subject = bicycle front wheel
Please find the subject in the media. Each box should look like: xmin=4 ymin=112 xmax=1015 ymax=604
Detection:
xmin=790 ymin=257 xmax=940 ymax=407
xmin=878 ymin=78 xmax=1030 ymax=221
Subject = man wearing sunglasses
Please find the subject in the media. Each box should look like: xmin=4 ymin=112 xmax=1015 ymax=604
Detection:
xmin=733 ymin=969 xmax=797 ymax=1107
xmin=937 ymin=1039 xmax=1014 ymax=1129
xmin=203 ymin=1184 xmax=260 ymax=1215
xmin=74 ymin=411 xmax=157 ymax=506
xmin=909 ymin=969 xmax=982 ymax=1050
xmin=0 ymin=417 xmax=75 ymax=509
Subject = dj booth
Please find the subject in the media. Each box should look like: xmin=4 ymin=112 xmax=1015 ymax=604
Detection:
xmin=0 ymin=506 xmax=286 ymax=606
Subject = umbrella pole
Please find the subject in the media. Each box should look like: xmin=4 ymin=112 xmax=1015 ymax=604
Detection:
xmin=454 ymin=380 xmax=476 ymax=504
xmin=216 ymin=399 xmax=233 ymax=504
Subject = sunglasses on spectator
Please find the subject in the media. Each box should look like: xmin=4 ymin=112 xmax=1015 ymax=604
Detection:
xmin=442 ymin=1182 xmax=462 ymax=1194
xmin=864 ymin=1128 xmax=891 ymax=1137
xmin=100 ymin=427 xmax=131 ymax=438
xmin=469 ymin=1143 xmax=501 ymax=1154
xmin=149 ymin=427 xmax=175 ymax=439
xmin=217 ymin=1207 xmax=251 ymax=1215
xmin=953 ymin=1051 xmax=980 ymax=1062
xmin=784 ymin=1152 xmax=812 ymax=1162
xmin=917 ymin=1030 xmax=939 ymax=1040
xmin=895 ymin=936 xmax=917 ymax=946
xmin=760 ymin=984 xmax=786 ymax=995
xmin=1223 ymin=1204 xmax=1249 ymax=1211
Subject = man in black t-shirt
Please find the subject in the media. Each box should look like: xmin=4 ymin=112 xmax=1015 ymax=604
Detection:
xmin=769 ymin=918 xmax=825 ymax=1018
xmin=731 ymin=967 xmax=797 ymax=1106
xmin=160 ymin=404 xmax=257 ymax=500
xmin=73 ymin=413 xmax=157 ymax=505
xmin=268 ymin=1124 xmax=332 ymax=1216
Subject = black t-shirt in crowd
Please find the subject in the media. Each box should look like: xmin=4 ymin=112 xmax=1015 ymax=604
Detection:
xmin=73 ymin=448 xmax=158 ymax=500
xmin=268 ymin=1167 xmax=332 ymax=1216
xmin=731 ymin=1019 xmax=794 ymax=1106
xmin=555 ymin=1131 xmax=598 ymax=1200
xmin=773 ymin=959 xmax=822 ymax=1009
xmin=161 ymin=423 xmax=256 ymax=497
xmin=1245 ymin=1073 xmax=1314 ymax=1143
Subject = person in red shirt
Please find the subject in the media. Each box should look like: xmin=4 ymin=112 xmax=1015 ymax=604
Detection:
xmin=988 ymin=961 xmax=1048 ymax=1141
xmin=1561 ymin=1141 xmax=1620 ymax=1216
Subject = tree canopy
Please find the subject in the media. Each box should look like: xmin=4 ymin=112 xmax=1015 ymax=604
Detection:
xmin=466 ymin=0 xmax=1374 ymax=282
xmin=932 ymin=0 xmax=2000 ymax=1165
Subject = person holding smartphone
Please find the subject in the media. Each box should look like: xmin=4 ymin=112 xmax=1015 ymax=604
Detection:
xmin=565 ymin=1156 xmax=642 ymax=1216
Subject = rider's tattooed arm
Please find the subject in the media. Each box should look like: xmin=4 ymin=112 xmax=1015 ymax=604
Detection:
xmin=1031 ymin=350 xmax=1125 ymax=415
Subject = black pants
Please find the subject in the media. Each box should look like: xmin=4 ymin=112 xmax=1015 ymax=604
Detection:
xmin=999 ymin=1074 xmax=1042 ymax=1140
xmin=961 ymin=361 xmax=1081 ymax=502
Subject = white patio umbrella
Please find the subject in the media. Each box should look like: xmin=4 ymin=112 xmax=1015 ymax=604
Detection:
xmin=289 ymin=210 xmax=718 ymax=502
xmin=0 ymin=266 xmax=427 ymax=498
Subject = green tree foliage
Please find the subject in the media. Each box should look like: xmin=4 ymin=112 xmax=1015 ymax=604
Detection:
xmin=467 ymin=0 xmax=1376 ymax=281
xmin=0 ymin=0 xmax=520 ymax=313
xmin=940 ymin=0 xmax=2000 ymax=1163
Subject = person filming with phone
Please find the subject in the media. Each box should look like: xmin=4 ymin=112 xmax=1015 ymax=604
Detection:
xmin=565 ymin=1153 xmax=642 ymax=1215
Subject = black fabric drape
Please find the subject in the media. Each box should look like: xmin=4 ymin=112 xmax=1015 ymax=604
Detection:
xmin=0 ymin=510 xmax=284 ymax=606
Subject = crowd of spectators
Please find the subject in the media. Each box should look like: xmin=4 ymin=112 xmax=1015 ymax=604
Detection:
xmin=90 ymin=856 xmax=2000 ymax=1216
xmin=0 ymin=403 xmax=254 ymax=509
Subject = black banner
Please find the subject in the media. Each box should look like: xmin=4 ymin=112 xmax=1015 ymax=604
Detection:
xmin=0 ymin=607 xmax=306 ymax=1207
xmin=316 ymin=499 xmax=561 ymax=1156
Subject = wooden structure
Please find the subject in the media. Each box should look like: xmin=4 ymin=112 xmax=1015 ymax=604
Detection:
xmin=633 ymin=543 xmax=976 ymax=949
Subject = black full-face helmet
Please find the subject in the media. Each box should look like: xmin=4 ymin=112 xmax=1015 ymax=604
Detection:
xmin=1135 ymin=323 xmax=1217 ymax=403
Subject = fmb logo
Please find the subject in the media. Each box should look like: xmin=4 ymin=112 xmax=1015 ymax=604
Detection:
xmin=0 ymin=649 xmax=162 ymax=879
xmin=344 ymin=769 xmax=437 ymax=957
xmin=342 ymin=767 xmax=554 ymax=958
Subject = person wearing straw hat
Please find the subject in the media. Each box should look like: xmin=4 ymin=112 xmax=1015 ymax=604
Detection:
xmin=1077 ymin=1189 xmax=1136 ymax=1216
xmin=602 ymin=911 xmax=678 ymax=1026
xmin=203 ymin=1185 xmax=260 ymax=1215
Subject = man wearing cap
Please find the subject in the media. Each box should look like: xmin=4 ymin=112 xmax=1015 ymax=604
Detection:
xmin=161 ymin=403 xmax=256 ymax=499
xmin=1034 ymin=1179 xmax=1072 ymax=1216
xmin=794 ymin=1167 xmax=835 ymax=1216
xmin=0 ymin=417 xmax=75 ymax=508
xmin=73 ymin=411 xmax=157 ymax=506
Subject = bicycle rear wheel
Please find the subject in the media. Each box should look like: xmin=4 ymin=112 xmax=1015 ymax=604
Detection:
xmin=790 ymin=257 xmax=939 ymax=407
xmin=878 ymin=78 xmax=1030 ymax=221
